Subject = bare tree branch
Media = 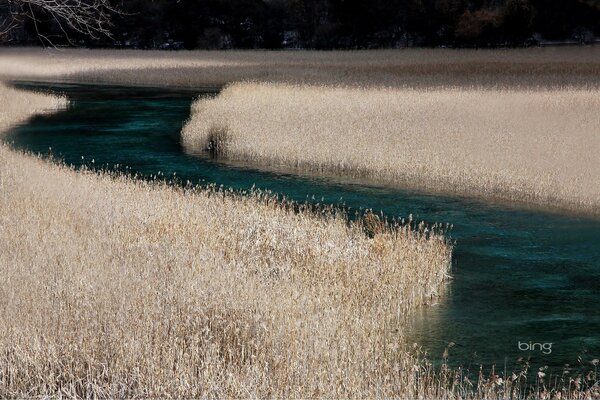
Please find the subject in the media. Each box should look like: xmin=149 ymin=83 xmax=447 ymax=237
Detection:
xmin=0 ymin=2 xmax=20 ymax=41
xmin=1 ymin=0 xmax=116 ymax=44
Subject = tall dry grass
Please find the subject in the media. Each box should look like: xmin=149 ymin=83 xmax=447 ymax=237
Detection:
xmin=2 ymin=47 xmax=600 ymax=88
xmin=0 ymin=84 xmax=453 ymax=397
xmin=2 ymin=48 xmax=599 ymax=397
xmin=182 ymin=82 xmax=600 ymax=216
xmin=4 ymin=47 xmax=598 ymax=215
xmin=0 ymin=84 xmax=67 ymax=130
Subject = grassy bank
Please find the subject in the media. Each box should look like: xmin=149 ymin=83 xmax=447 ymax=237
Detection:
xmin=182 ymin=82 xmax=600 ymax=216
xmin=0 ymin=84 xmax=453 ymax=397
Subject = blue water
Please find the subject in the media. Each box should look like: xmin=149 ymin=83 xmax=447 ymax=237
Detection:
xmin=6 ymin=81 xmax=600 ymax=375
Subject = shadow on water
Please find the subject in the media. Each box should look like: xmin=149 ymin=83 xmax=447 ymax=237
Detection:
xmin=5 ymin=81 xmax=600 ymax=375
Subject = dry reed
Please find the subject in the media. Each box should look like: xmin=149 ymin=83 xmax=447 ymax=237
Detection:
xmin=2 ymin=47 xmax=600 ymax=88
xmin=182 ymin=82 xmax=600 ymax=216
xmin=1 ymin=48 xmax=599 ymax=397
xmin=0 ymin=84 xmax=453 ymax=397
xmin=3 ymin=47 xmax=598 ymax=216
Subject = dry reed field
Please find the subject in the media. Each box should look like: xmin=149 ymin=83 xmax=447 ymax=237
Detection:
xmin=2 ymin=48 xmax=599 ymax=217
xmin=182 ymin=82 xmax=600 ymax=216
xmin=1 ymin=47 xmax=600 ymax=88
xmin=0 ymin=84 xmax=456 ymax=397
xmin=2 ymin=48 xmax=600 ymax=398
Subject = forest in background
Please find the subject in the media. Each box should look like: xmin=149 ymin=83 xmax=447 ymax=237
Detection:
xmin=2 ymin=0 xmax=600 ymax=49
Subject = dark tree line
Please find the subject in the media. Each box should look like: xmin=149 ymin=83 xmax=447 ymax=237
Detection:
xmin=1 ymin=0 xmax=114 ymax=44
xmin=3 ymin=0 xmax=600 ymax=48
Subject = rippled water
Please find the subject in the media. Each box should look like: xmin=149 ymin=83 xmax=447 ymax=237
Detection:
xmin=6 ymin=81 xmax=600 ymax=374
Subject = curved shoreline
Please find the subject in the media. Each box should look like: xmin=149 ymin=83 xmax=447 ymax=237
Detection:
xmin=184 ymin=150 xmax=600 ymax=221
xmin=2 ymin=48 xmax=599 ymax=219
xmin=182 ymin=82 xmax=600 ymax=218
xmin=0 ymin=83 xmax=454 ymax=397
xmin=2 ymin=47 xmax=599 ymax=397
xmin=7 ymin=78 xmax=599 ymax=220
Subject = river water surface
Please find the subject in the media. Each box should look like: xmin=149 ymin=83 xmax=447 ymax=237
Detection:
xmin=6 ymin=81 xmax=600 ymax=375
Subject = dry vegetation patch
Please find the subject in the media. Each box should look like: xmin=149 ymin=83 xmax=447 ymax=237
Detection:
xmin=2 ymin=47 xmax=600 ymax=88
xmin=0 ymin=84 xmax=452 ymax=397
xmin=2 ymin=47 xmax=599 ymax=397
xmin=182 ymin=82 xmax=600 ymax=216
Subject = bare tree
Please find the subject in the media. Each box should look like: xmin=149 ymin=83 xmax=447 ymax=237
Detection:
xmin=0 ymin=0 xmax=116 ymax=44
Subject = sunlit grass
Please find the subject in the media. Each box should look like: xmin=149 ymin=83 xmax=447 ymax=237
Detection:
xmin=182 ymin=82 xmax=600 ymax=216
xmin=0 ymin=85 xmax=454 ymax=397
xmin=1 ymin=47 xmax=599 ymax=397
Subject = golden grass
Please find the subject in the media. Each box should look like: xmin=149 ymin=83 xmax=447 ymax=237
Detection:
xmin=0 ymin=84 xmax=454 ymax=397
xmin=182 ymin=82 xmax=600 ymax=216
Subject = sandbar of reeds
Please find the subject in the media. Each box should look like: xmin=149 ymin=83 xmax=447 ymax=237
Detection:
xmin=182 ymin=82 xmax=600 ymax=216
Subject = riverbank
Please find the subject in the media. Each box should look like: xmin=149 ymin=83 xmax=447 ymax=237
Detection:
xmin=182 ymin=82 xmax=600 ymax=217
xmin=0 ymin=84 xmax=453 ymax=397
xmin=2 ymin=48 xmax=597 ymax=216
